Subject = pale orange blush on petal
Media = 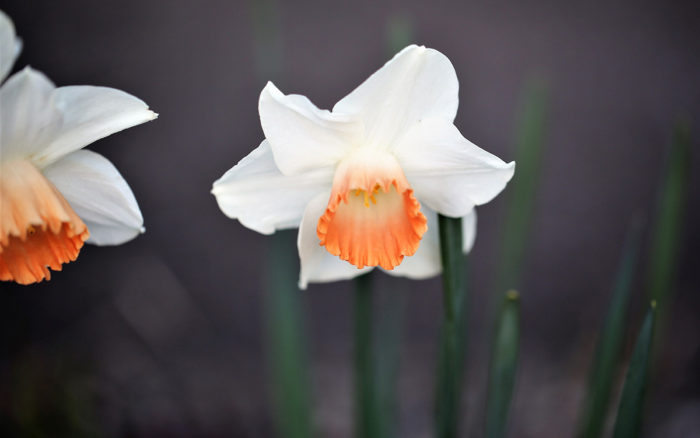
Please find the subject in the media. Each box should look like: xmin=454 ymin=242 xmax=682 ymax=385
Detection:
xmin=317 ymin=150 xmax=427 ymax=270
xmin=0 ymin=161 xmax=89 ymax=285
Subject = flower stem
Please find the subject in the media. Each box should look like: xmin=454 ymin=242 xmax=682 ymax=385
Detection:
xmin=354 ymin=273 xmax=380 ymax=438
xmin=612 ymin=301 xmax=657 ymax=438
xmin=647 ymin=120 xmax=690 ymax=344
xmin=485 ymin=290 xmax=520 ymax=438
xmin=435 ymin=215 xmax=467 ymax=438
xmin=265 ymin=231 xmax=313 ymax=438
xmin=577 ymin=222 xmax=641 ymax=438
xmin=496 ymin=80 xmax=547 ymax=295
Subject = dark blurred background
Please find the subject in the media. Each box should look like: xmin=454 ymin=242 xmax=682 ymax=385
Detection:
xmin=1 ymin=1 xmax=699 ymax=437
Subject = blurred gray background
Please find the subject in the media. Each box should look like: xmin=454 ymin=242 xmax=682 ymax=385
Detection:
xmin=1 ymin=1 xmax=699 ymax=437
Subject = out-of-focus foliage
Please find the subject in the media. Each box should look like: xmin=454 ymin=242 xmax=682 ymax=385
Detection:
xmin=612 ymin=302 xmax=657 ymax=438
xmin=485 ymin=290 xmax=520 ymax=438
xmin=577 ymin=225 xmax=641 ymax=438
xmin=647 ymin=122 xmax=690 ymax=332
xmin=496 ymin=81 xmax=548 ymax=295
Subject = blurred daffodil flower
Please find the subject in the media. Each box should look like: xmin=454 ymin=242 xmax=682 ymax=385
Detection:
xmin=0 ymin=10 xmax=156 ymax=284
xmin=213 ymin=45 xmax=514 ymax=288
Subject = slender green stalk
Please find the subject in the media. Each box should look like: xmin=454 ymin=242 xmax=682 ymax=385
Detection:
xmin=249 ymin=0 xmax=283 ymax=80
xmin=354 ymin=273 xmax=380 ymax=438
xmin=485 ymin=290 xmax=521 ymax=438
xmin=386 ymin=14 xmax=414 ymax=54
xmin=496 ymin=81 xmax=547 ymax=294
xmin=373 ymin=294 xmax=403 ymax=438
xmin=435 ymin=215 xmax=466 ymax=438
xmin=249 ymin=1 xmax=313 ymax=436
xmin=265 ymin=231 xmax=313 ymax=438
xmin=612 ymin=302 xmax=657 ymax=438
xmin=647 ymin=121 xmax=690 ymax=336
xmin=577 ymin=224 xmax=641 ymax=438
xmin=439 ymin=216 xmax=465 ymax=324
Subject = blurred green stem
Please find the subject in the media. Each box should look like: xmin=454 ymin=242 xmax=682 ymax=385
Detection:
xmin=612 ymin=302 xmax=657 ymax=438
xmin=485 ymin=290 xmax=521 ymax=438
xmin=496 ymin=81 xmax=547 ymax=294
xmin=386 ymin=14 xmax=414 ymax=54
xmin=577 ymin=223 xmax=641 ymax=438
xmin=373 ymin=291 xmax=403 ymax=438
xmin=250 ymin=0 xmax=312 ymax=436
xmin=354 ymin=273 xmax=380 ymax=438
xmin=647 ymin=121 xmax=690 ymax=339
xmin=265 ymin=231 xmax=313 ymax=438
xmin=435 ymin=215 xmax=466 ymax=438
xmin=249 ymin=0 xmax=282 ymax=79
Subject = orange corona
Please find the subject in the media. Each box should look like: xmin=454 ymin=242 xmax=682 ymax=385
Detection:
xmin=0 ymin=161 xmax=89 ymax=284
xmin=317 ymin=150 xmax=427 ymax=270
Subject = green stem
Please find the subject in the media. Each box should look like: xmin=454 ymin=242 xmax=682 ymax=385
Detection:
xmin=577 ymin=223 xmax=640 ymax=438
xmin=265 ymin=231 xmax=313 ymax=438
xmin=374 ymin=293 xmax=403 ymax=438
xmin=435 ymin=215 xmax=466 ymax=438
xmin=612 ymin=302 xmax=657 ymax=438
xmin=647 ymin=121 xmax=690 ymax=341
xmin=497 ymin=81 xmax=547 ymax=294
xmin=439 ymin=216 xmax=465 ymax=323
xmin=354 ymin=273 xmax=379 ymax=438
xmin=485 ymin=291 xmax=521 ymax=438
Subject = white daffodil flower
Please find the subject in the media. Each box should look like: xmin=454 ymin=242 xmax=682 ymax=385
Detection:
xmin=213 ymin=45 xmax=514 ymax=289
xmin=0 ymin=10 xmax=156 ymax=284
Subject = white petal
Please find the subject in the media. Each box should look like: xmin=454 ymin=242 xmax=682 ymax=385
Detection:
xmin=384 ymin=207 xmax=477 ymax=279
xmin=298 ymin=192 xmax=372 ymax=289
xmin=43 ymin=149 xmax=144 ymax=246
xmin=258 ymin=81 xmax=363 ymax=175
xmin=462 ymin=208 xmax=477 ymax=253
xmin=212 ymin=140 xmax=333 ymax=235
xmin=382 ymin=206 xmax=441 ymax=279
xmin=0 ymin=68 xmax=60 ymax=161
xmin=0 ymin=9 xmax=21 ymax=83
xmin=394 ymin=118 xmax=515 ymax=218
xmin=333 ymin=45 xmax=459 ymax=148
xmin=32 ymin=85 xmax=157 ymax=167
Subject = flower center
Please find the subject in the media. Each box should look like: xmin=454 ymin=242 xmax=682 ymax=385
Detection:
xmin=0 ymin=161 xmax=89 ymax=284
xmin=317 ymin=149 xmax=427 ymax=270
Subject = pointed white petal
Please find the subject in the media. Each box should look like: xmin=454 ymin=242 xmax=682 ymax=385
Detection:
xmin=0 ymin=9 xmax=21 ymax=83
xmin=462 ymin=208 xmax=477 ymax=253
xmin=0 ymin=68 xmax=60 ymax=161
xmin=298 ymin=192 xmax=372 ymax=289
xmin=32 ymin=85 xmax=156 ymax=167
xmin=383 ymin=206 xmax=441 ymax=279
xmin=258 ymin=81 xmax=363 ymax=175
xmin=333 ymin=45 xmax=459 ymax=148
xmin=394 ymin=118 xmax=515 ymax=218
xmin=212 ymin=140 xmax=333 ymax=235
xmin=43 ymin=149 xmax=144 ymax=245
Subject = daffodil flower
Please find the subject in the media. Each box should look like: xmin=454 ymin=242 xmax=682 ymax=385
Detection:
xmin=213 ymin=45 xmax=514 ymax=288
xmin=0 ymin=10 xmax=156 ymax=284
